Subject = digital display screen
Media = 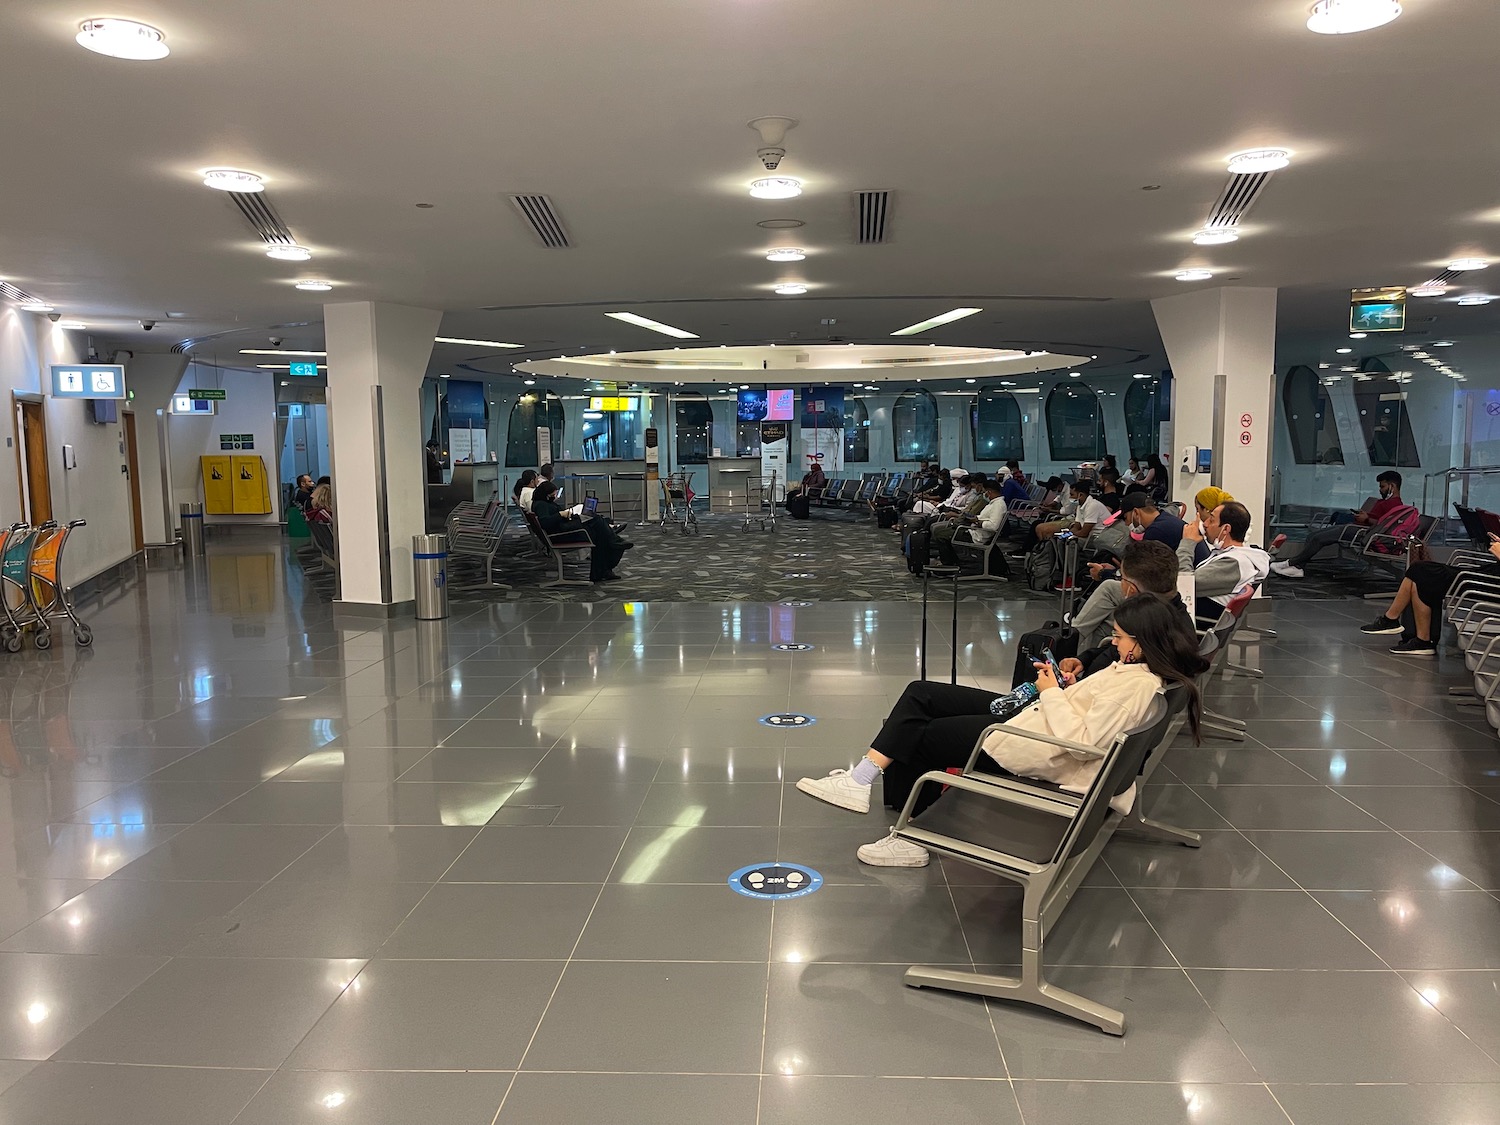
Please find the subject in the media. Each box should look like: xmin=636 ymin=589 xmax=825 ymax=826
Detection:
xmin=737 ymin=388 xmax=794 ymax=422
xmin=588 ymin=397 xmax=637 ymax=411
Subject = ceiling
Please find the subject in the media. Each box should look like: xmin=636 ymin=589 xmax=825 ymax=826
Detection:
xmin=4 ymin=0 xmax=1500 ymax=383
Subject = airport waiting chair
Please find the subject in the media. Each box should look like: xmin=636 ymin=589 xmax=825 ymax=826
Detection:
xmin=522 ymin=511 xmax=594 ymax=587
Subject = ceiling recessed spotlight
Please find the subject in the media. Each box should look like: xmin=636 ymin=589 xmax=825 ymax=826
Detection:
xmin=965 ymin=377 xmax=976 ymax=384
xmin=1409 ymin=283 xmax=1447 ymax=297
xmin=433 ymin=336 xmax=523 ymax=348
xmin=604 ymin=312 xmax=699 ymax=338
xmin=438 ymin=372 xmax=450 ymax=379
xmin=1306 ymin=0 xmax=1402 ymax=34
xmin=1175 ymin=269 xmax=1214 ymax=282
xmin=18 ymin=302 xmax=54 ymax=313
xmin=1448 ymin=258 xmax=1489 ymax=272
xmin=774 ymin=283 xmax=807 ymax=296
xmin=56 ymin=320 xmax=86 ymax=330
xmin=1318 ymin=362 xmax=1329 ymax=369
xmin=749 ymin=177 xmax=802 ymax=200
xmin=1336 ymin=347 xmax=1353 ymax=353
xmin=76 ymin=17 xmax=169 ymax=60
xmin=1349 ymin=332 xmax=1367 ymax=339
xmin=294 ymin=280 xmax=333 ymax=291
xmin=1192 ymin=227 xmax=1240 ymax=245
xmin=266 ymin=244 xmax=312 ymax=261
xmin=765 ymin=248 xmax=806 ymax=262
xmin=1457 ymin=294 xmax=1493 ymax=305
xmin=1069 ymin=371 xmax=1081 ymax=378
xmin=1132 ymin=372 xmax=1152 ymax=379
xmin=1412 ymin=351 xmax=1430 ymax=358
xmin=201 ymin=168 xmax=264 ymax=193
xmin=1433 ymin=340 xmax=1455 ymax=346
xmin=1226 ymin=149 xmax=1292 ymax=174
xmin=890 ymin=307 xmax=982 ymax=335
xmin=522 ymin=377 xmax=535 ymax=386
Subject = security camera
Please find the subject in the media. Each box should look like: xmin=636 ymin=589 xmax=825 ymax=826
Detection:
xmin=140 ymin=319 xmax=156 ymax=331
xmin=45 ymin=312 xmax=60 ymax=323
xmin=758 ymin=147 xmax=785 ymax=170
xmin=269 ymin=336 xmax=283 ymax=347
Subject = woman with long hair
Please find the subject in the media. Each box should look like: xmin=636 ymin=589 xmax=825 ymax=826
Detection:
xmin=1141 ymin=453 xmax=1169 ymax=497
xmin=796 ymin=594 xmax=1210 ymax=866
xmin=513 ymin=469 xmax=540 ymax=511
xmin=307 ymin=483 xmax=334 ymax=525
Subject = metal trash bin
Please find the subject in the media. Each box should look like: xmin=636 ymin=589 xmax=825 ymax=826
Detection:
xmin=179 ymin=502 xmax=205 ymax=558
xmin=413 ymin=533 xmax=448 ymax=620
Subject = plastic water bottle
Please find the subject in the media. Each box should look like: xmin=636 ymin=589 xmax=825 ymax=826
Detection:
xmin=989 ymin=681 xmax=1039 ymax=719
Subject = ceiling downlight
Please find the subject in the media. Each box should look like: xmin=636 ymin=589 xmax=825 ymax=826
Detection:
xmin=1226 ymin=149 xmax=1292 ymax=174
xmin=749 ymin=178 xmax=803 ymax=200
xmin=202 ymin=169 xmax=264 ymax=193
xmin=76 ymin=18 xmax=169 ymax=60
xmin=1306 ymin=0 xmax=1402 ymax=34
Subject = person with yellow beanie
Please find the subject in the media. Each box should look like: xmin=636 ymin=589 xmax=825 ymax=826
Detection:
xmin=1194 ymin=486 xmax=1233 ymax=524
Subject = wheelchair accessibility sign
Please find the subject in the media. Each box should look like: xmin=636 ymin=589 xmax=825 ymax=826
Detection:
xmin=728 ymin=862 xmax=824 ymax=901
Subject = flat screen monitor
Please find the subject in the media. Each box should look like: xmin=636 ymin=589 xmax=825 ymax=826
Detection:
xmin=90 ymin=399 xmax=118 ymax=424
xmin=737 ymin=388 xmax=794 ymax=422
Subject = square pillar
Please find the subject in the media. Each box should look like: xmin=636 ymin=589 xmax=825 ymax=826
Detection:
xmin=324 ymin=301 xmax=441 ymax=613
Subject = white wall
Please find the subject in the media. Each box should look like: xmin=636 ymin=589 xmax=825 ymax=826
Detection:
xmin=167 ymin=367 xmax=281 ymax=526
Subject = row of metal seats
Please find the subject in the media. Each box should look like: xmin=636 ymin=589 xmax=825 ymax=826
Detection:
xmin=806 ymin=471 xmax=907 ymax=512
xmin=294 ymin=522 xmax=339 ymax=597
xmin=1442 ymin=553 xmax=1500 ymax=733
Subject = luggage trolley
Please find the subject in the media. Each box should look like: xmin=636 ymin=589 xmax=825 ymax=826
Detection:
xmin=660 ymin=471 xmax=699 ymax=535
xmin=0 ymin=523 xmax=44 ymax=652
xmin=28 ymin=520 xmax=92 ymax=648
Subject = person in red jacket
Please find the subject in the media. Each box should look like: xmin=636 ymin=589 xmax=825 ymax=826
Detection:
xmin=1272 ymin=471 xmax=1405 ymax=578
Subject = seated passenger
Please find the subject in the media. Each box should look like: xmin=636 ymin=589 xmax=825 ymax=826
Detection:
xmin=898 ymin=469 xmax=974 ymax=535
xmin=291 ymin=473 xmax=315 ymax=514
xmin=1096 ymin=467 xmax=1123 ymax=512
xmin=1177 ymin=500 xmax=1270 ymax=623
xmin=1119 ymin=491 xmax=1184 ymax=549
xmin=1001 ymin=462 xmax=1031 ymax=505
xmin=1359 ymin=536 xmax=1500 ymax=657
xmin=531 ymin=480 xmax=632 ymax=583
xmin=1070 ymin=539 xmax=1192 ymax=649
xmin=307 ymin=483 xmax=334 ymax=525
xmin=514 ymin=469 xmax=540 ymax=512
xmin=1024 ymin=480 xmax=1111 ymax=549
xmin=795 ymin=595 xmax=1208 ymax=866
xmin=933 ymin=476 xmax=1008 ymax=569
xmin=1271 ymin=470 xmax=1408 ymax=579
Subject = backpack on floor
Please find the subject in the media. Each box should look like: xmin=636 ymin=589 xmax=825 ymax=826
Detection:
xmin=876 ymin=505 xmax=899 ymax=529
xmin=1025 ymin=540 xmax=1060 ymax=591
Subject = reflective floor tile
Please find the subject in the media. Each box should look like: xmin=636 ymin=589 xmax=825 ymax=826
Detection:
xmin=53 ymin=956 xmax=362 ymax=1068
xmin=1271 ymin=1082 xmax=1500 ymax=1125
xmin=989 ymin=966 xmax=1258 ymax=1081
xmin=205 ymin=781 xmax=392 ymax=825
xmin=1350 ymin=718 xmax=1500 ymax=752
xmin=0 ymin=1062 xmax=268 ymax=1125
xmin=1166 ymin=748 xmax=1318 ymax=787
xmin=1134 ymin=783 xmax=1229 ymax=830
xmin=339 ymin=717 xmax=467 ymax=748
xmin=522 ymin=961 xmax=766 ymax=1073
xmin=1240 ymin=721 xmax=1388 ymax=750
xmin=1190 ymin=784 xmax=1384 ymax=831
xmin=610 ymin=826 xmax=780 ymax=884
xmin=500 ymin=779 xmax=652 ymax=826
xmin=1246 ymin=830 xmax=1473 ymax=891
xmin=1012 ymin=1081 xmax=1288 ymax=1125
xmin=1337 ymin=785 xmax=1500 ymax=831
xmin=1188 ymin=969 xmax=1500 ymax=1082
xmin=1403 ymin=831 xmax=1500 ymax=890
xmin=953 ymin=886 xmax=1176 ymax=968
xmin=764 ymin=962 xmax=1006 ymax=1078
xmin=1400 ymin=970 xmax=1500 ymax=1058
xmin=438 ymin=720 xmax=560 ymax=751
xmin=236 ymin=1070 xmax=513 ymax=1125
xmin=575 ymin=884 xmax=772 ymax=961
xmin=1130 ymin=888 xmax=1384 ymax=969
xmin=396 ymin=746 xmax=546 ymax=783
xmin=345 ymin=781 xmax=518 ymax=825
xmin=1279 ymin=748 xmax=1452 ymax=787
xmin=1 ymin=878 xmax=258 ymax=955
xmin=176 ymin=878 xmax=430 ymax=958
xmin=441 ymin=826 xmax=628 ymax=883
xmin=67 ymin=781 xmax=257 ymax=826
xmin=286 ymin=959 xmax=561 ymax=1070
xmin=11 ymin=822 xmax=185 ymax=880
xmin=0 ymin=951 xmax=165 ymax=1060
xmin=758 ymin=1076 xmax=1019 ymax=1125
xmin=499 ymin=1073 xmax=757 ymax=1125
xmin=277 ymin=824 xmax=479 ymax=881
xmin=0 ymin=879 xmax=96 ymax=945
xmin=1314 ymin=889 xmax=1500 ymax=969
xmin=143 ymin=742 xmax=313 ymax=782
xmin=771 ymin=883 xmax=970 ymax=965
xmin=634 ymin=781 xmax=785 ymax=826
xmin=774 ymin=824 xmax=937 ymax=887
xmin=1104 ymin=830 xmax=1295 ymax=890
xmin=1412 ymin=750 xmax=1500 ymax=786
xmin=106 ymin=823 xmax=330 ymax=881
xmin=380 ymin=882 xmax=599 ymax=958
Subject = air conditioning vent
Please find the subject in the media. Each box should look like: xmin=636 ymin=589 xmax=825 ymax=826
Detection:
xmin=228 ymin=190 xmax=297 ymax=247
xmin=509 ymin=194 xmax=571 ymax=248
xmin=1203 ymin=171 xmax=1273 ymax=229
xmin=854 ymin=191 xmax=893 ymax=244
xmin=0 ymin=281 xmax=43 ymax=305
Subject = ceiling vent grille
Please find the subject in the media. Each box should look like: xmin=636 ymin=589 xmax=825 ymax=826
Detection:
xmin=854 ymin=191 xmax=893 ymax=244
xmin=1203 ymin=171 xmax=1273 ymax=229
xmin=509 ymin=194 xmax=571 ymax=248
xmin=0 ymin=281 xmax=43 ymax=305
xmin=228 ymin=191 xmax=297 ymax=248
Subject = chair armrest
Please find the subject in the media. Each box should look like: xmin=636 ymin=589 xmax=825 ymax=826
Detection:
xmin=962 ymin=719 xmax=1108 ymax=774
xmin=893 ymin=768 xmax=1083 ymax=836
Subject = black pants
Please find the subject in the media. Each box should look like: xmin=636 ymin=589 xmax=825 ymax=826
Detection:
xmin=871 ymin=680 xmax=1002 ymax=814
xmin=552 ymin=516 xmax=626 ymax=581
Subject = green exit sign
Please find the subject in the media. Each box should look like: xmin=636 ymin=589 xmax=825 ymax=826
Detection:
xmin=188 ymin=388 xmax=227 ymax=401
xmin=288 ymin=362 xmax=320 ymax=377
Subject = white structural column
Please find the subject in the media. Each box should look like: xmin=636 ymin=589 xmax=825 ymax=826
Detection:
xmin=122 ymin=353 xmax=189 ymax=544
xmin=324 ymin=301 xmax=441 ymax=611
xmin=1151 ymin=287 xmax=1277 ymax=539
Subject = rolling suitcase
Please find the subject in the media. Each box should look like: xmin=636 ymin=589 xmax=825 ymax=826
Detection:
xmin=1010 ymin=619 xmax=1079 ymax=688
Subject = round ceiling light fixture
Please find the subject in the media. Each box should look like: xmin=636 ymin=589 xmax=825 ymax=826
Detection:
xmin=76 ymin=18 xmax=169 ymax=60
xmin=1174 ymin=268 xmax=1214 ymax=282
xmin=19 ymin=302 xmax=54 ymax=313
xmin=202 ymin=168 xmax=264 ymax=193
xmin=1457 ymin=294 xmax=1493 ymax=305
xmin=266 ymin=244 xmax=312 ymax=261
xmin=765 ymin=248 xmax=806 ymax=262
xmin=56 ymin=321 xmax=87 ymax=330
xmin=1349 ymin=332 xmax=1367 ymax=339
xmin=1409 ymin=283 xmax=1447 ymax=297
xmin=1306 ymin=0 xmax=1402 ymax=35
xmin=1448 ymin=258 xmax=1489 ymax=271
xmin=1193 ymin=227 xmax=1240 ymax=246
xmin=294 ymin=279 xmax=333 ymax=291
xmin=1336 ymin=347 xmax=1353 ymax=354
xmin=749 ymin=177 xmax=803 ymax=200
xmin=774 ymin=283 xmax=808 ymax=295
xmin=757 ymin=218 xmax=805 ymax=230
xmin=1226 ymin=148 xmax=1292 ymax=174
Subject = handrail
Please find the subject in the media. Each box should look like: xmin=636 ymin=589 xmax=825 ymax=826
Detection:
xmin=1423 ymin=466 xmax=1500 ymax=543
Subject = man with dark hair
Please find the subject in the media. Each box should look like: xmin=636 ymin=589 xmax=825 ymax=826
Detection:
xmin=1271 ymin=470 xmax=1405 ymax=579
xmin=934 ymin=476 xmax=1008 ymax=568
xmin=1071 ymin=539 xmax=1186 ymax=648
xmin=1119 ymin=492 xmax=1185 ymax=549
xmin=1179 ymin=500 xmax=1270 ymax=620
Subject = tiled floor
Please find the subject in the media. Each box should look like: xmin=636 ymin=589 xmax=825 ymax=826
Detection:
xmin=0 ymin=540 xmax=1495 ymax=1123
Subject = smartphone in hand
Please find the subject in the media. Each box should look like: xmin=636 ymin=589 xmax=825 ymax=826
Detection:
xmin=1041 ymin=647 xmax=1065 ymax=686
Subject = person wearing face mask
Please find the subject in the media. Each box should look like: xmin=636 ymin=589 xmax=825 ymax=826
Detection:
xmin=1271 ymin=471 xmax=1406 ymax=579
xmin=1178 ymin=500 xmax=1271 ymax=623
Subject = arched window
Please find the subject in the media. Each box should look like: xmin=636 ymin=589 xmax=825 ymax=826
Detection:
xmin=891 ymin=388 xmax=939 ymax=462
xmin=1353 ymin=360 xmax=1420 ymax=467
xmin=844 ymin=396 xmax=870 ymax=463
xmin=1281 ymin=366 xmax=1344 ymax=465
xmin=504 ymin=391 xmax=565 ymax=467
xmin=1124 ymin=375 xmax=1171 ymax=460
xmin=1045 ymin=382 xmax=1107 ymax=461
xmin=675 ymin=392 xmax=713 ymax=464
xmin=970 ymin=388 xmax=1023 ymax=462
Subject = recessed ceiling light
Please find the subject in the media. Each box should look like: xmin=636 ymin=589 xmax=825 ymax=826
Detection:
xmin=773 ymin=284 xmax=807 ymax=296
xmin=294 ymin=280 xmax=332 ymax=291
xmin=1341 ymin=365 xmax=1358 ymax=372
xmin=965 ymin=378 xmax=976 ymax=384
xmin=1306 ymin=0 xmax=1402 ymax=35
xmin=240 ymin=349 xmax=326 ymax=356
xmin=1349 ymin=332 xmax=1367 ymax=339
xmin=76 ymin=18 xmax=169 ymax=60
xmin=280 ymin=380 xmax=290 ymax=386
xmin=604 ymin=312 xmax=700 ymax=339
xmin=1193 ymin=227 xmax=1240 ymax=245
xmin=56 ymin=321 xmax=86 ymax=330
xmin=266 ymin=244 xmax=312 ymax=261
xmin=890 ymin=307 xmax=982 ymax=336
xmin=1069 ymin=371 xmax=1081 ymax=378
xmin=1409 ymin=284 xmax=1447 ymax=297
xmin=1448 ymin=258 xmax=1489 ymax=271
xmin=1457 ymin=294 xmax=1493 ymax=305
xmin=201 ymin=168 xmax=264 ymax=193
xmin=1412 ymin=351 xmax=1430 ymax=358
xmin=433 ymin=337 xmax=523 ymax=348
xmin=1133 ymin=372 xmax=1152 ymax=379
xmin=438 ymin=373 xmax=451 ymax=379
xmin=749 ymin=177 xmax=802 ymax=200
xmin=18 ymin=302 xmax=54 ymax=313
xmin=1174 ymin=269 xmax=1214 ymax=282
xmin=1336 ymin=347 xmax=1353 ymax=353
xmin=1433 ymin=340 xmax=1455 ymax=346
xmin=765 ymin=248 xmax=806 ymax=262
xmin=522 ymin=377 xmax=535 ymax=386
xmin=1226 ymin=149 xmax=1292 ymax=174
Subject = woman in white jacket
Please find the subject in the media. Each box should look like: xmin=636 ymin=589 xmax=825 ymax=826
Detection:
xmin=796 ymin=595 xmax=1208 ymax=867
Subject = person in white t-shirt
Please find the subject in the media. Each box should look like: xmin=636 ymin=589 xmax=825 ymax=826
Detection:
xmin=1031 ymin=480 xmax=1111 ymax=543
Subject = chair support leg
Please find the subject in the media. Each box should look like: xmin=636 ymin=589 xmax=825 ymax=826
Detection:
xmin=1202 ymin=708 xmax=1247 ymax=729
xmin=905 ymin=956 xmax=1125 ymax=1036
xmin=1201 ymin=719 xmax=1247 ymax=741
xmin=1225 ymin=662 xmax=1264 ymax=679
xmin=1117 ymin=811 xmax=1203 ymax=847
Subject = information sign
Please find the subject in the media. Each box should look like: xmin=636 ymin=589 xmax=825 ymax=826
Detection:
xmin=50 ymin=364 xmax=126 ymax=400
xmin=288 ymin=362 xmax=319 ymax=377
xmin=189 ymin=388 xmax=227 ymax=401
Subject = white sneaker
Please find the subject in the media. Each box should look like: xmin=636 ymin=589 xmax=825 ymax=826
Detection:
xmin=857 ymin=830 xmax=930 ymax=867
xmin=795 ymin=769 xmax=871 ymax=814
xmin=1270 ymin=561 xmax=1305 ymax=579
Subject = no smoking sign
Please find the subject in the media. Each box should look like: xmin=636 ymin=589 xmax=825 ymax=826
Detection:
xmin=1240 ymin=431 xmax=1253 ymax=446
xmin=1240 ymin=413 xmax=1253 ymax=428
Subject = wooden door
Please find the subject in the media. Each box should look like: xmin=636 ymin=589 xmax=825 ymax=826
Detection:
xmin=123 ymin=412 xmax=144 ymax=551
xmin=18 ymin=401 xmax=51 ymax=525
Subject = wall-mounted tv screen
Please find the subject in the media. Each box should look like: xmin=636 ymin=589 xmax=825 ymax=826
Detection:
xmin=737 ymin=388 xmax=795 ymax=422
xmin=89 ymin=399 xmax=118 ymax=424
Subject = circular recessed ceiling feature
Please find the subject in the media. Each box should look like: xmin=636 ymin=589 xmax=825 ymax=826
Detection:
xmin=76 ymin=18 xmax=169 ymax=60
xmin=1457 ymin=295 xmax=1493 ymax=305
xmin=1349 ymin=332 xmax=1367 ymax=339
xmin=1433 ymin=340 xmax=1455 ymax=346
xmin=757 ymin=218 xmax=805 ymax=229
xmin=765 ymin=248 xmax=806 ymax=262
xmin=19 ymin=302 xmax=54 ymax=313
xmin=1175 ymin=269 xmax=1214 ymax=282
xmin=1448 ymin=258 xmax=1489 ymax=271
xmin=265 ymin=244 xmax=312 ymax=261
xmin=1409 ymin=284 xmax=1447 ymax=297
xmin=294 ymin=280 xmax=333 ymax=291
xmin=1306 ymin=0 xmax=1402 ymax=35
xmin=1226 ymin=148 xmax=1292 ymax=174
xmin=56 ymin=321 xmax=87 ymax=330
xmin=1193 ymin=227 xmax=1240 ymax=245
xmin=202 ymin=168 xmax=264 ymax=193
xmin=774 ymin=283 xmax=807 ymax=295
xmin=749 ymin=177 xmax=803 ymax=200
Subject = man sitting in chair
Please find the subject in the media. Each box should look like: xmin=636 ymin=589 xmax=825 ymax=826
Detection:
xmin=933 ymin=476 xmax=1008 ymax=570
xmin=1270 ymin=470 xmax=1406 ymax=579
xmin=1177 ymin=500 xmax=1271 ymax=624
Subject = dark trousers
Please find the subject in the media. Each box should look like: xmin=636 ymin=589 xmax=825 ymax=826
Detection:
xmin=871 ymin=680 xmax=1002 ymax=813
xmin=552 ymin=516 xmax=627 ymax=581
xmin=1287 ymin=525 xmax=1346 ymax=567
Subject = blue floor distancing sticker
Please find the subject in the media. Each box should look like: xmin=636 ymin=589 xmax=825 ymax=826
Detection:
xmin=759 ymin=713 xmax=816 ymax=727
xmin=728 ymin=863 xmax=824 ymax=900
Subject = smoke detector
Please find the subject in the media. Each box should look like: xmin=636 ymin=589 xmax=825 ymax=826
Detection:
xmin=748 ymin=116 xmax=799 ymax=171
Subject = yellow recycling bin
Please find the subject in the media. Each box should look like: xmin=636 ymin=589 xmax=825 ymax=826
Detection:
xmin=231 ymin=456 xmax=272 ymax=514
xmin=201 ymin=456 xmax=233 ymax=514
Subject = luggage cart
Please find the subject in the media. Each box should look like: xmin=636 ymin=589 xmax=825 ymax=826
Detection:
xmin=28 ymin=520 xmax=92 ymax=648
xmin=742 ymin=472 xmax=779 ymax=532
xmin=660 ymin=471 xmax=699 ymax=535
xmin=0 ymin=523 xmax=44 ymax=652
